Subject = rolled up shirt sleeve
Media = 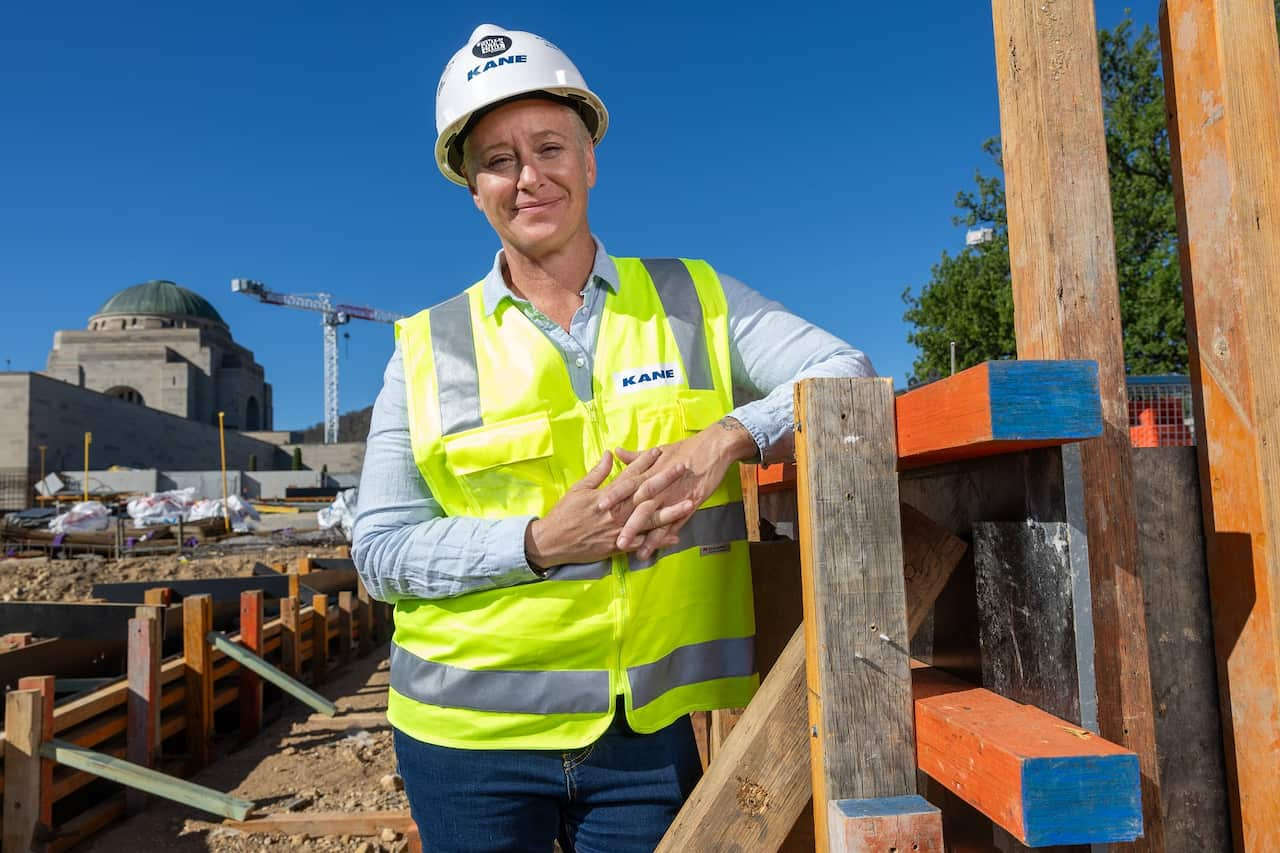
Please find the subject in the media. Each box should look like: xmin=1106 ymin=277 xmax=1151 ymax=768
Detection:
xmin=721 ymin=273 xmax=876 ymax=463
xmin=350 ymin=343 xmax=541 ymax=603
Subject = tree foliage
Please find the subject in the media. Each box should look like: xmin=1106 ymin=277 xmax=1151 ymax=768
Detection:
xmin=903 ymin=15 xmax=1190 ymax=381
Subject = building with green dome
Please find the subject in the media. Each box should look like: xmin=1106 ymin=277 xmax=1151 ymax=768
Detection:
xmin=44 ymin=280 xmax=273 ymax=431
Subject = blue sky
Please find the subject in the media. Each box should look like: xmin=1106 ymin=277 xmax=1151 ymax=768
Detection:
xmin=1 ymin=1 xmax=1153 ymax=431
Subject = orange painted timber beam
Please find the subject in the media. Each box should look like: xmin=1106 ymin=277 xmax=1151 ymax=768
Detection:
xmin=754 ymin=359 xmax=1102 ymax=492
xmin=913 ymin=663 xmax=1142 ymax=847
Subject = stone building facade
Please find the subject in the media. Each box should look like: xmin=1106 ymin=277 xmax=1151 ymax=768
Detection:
xmin=44 ymin=280 xmax=273 ymax=430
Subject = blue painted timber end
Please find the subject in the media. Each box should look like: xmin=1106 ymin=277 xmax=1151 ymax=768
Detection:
xmin=987 ymin=360 xmax=1103 ymax=442
xmin=1021 ymin=753 xmax=1142 ymax=846
xmin=831 ymin=794 xmax=940 ymax=819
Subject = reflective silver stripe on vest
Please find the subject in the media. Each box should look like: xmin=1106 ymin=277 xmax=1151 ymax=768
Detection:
xmin=640 ymin=258 xmax=715 ymax=391
xmin=550 ymin=559 xmax=613 ymax=581
xmin=429 ymin=292 xmax=483 ymax=435
xmin=628 ymin=502 xmax=746 ymax=571
xmin=540 ymin=502 xmax=747 ymax=581
xmin=628 ymin=636 xmax=756 ymax=710
xmin=390 ymin=643 xmax=611 ymax=715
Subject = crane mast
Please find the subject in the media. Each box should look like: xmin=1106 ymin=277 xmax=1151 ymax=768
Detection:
xmin=231 ymin=278 xmax=405 ymax=444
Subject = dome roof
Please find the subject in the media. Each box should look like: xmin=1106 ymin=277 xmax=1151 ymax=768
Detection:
xmin=95 ymin=280 xmax=226 ymax=326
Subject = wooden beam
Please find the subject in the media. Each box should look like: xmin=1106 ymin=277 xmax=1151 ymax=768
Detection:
xmin=311 ymin=593 xmax=329 ymax=686
xmin=914 ymin=664 xmax=1142 ymax=846
xmin=795 ymin=378 xmax=918 ymax=850
xmin=238 ymin=590 xmax=264 ymax=744
xmin=660 ymin=500 xmax=964 ymax=853
xmin=40 ymin=739 xmax=253 ymax=820
xmin=207 ymin=632 xmax=336 ymax=717
xmin=1159 ymin=2 xmax=1280 ymax=849
xmin=183 ymin=594 xmax=214 ymax=769
xmin=303 ymin=711 xmax=389 ymax=731
xmin=281 ymin=596 xmax=302 ymax=678
xmin=17 ymin=676 xmax=55 ymax=831
xmin=338 ymin=591 xmax=355 ymax=664
xmin=992 ymin=0 xmax=1164 ymax=847
xmin=827 ymin=796 xmax=943 ymax=853
xmin=126 ymin=613 xmax=161 ymax=814
xmin=4 ymin=688 xmax=44 ymax=852
xmin=894 ymin=361 xmax=1101 ymax=468
xmin=222 ymin=810 xmax=416 ymax=835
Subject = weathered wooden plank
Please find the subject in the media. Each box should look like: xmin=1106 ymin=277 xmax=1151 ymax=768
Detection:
xmin=796 ymin=378 xmax=915 ymax=849
xmin=337 ymin=591 xmax=355 ymax=664
xmin=311 ymin=593 xmax=329 ymax=686
xmin=126 ymin=613 xmax=161 ymax=814
xmin=40 ymin=739 xmax=253 ymax=820
xmin=660 ymin=484 xmax=967 ymax=852
xmin=183 ymin=594 xmax=214 ymax=769
xmin=239 ymin=590 xmax=264 ymax=744
xmin=992 ymin=1 xmax=1164 ymax=847
xmin=281 ymin=596 xmax=302 ymax=678
xmin=222 ymin=810 xmax=416 ymax=835
xmin=1159 ymin=2 xmax=1280 ymax=849
xmin=827 ymin=795 xmax=943 ymax=853
xmin=4 ymin=688 xmax=43 ymax=852
xmin=207 ymin=632 xmax=336 ymax=717
xmin=1132 ymin=448 xmax=1231 ymax=853
xmin=16 ymin=676 xmax=54 ymax=832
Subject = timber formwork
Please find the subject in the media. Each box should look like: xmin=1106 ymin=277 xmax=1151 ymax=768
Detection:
xmin=0 ymin=557 xmax=394 ymax=851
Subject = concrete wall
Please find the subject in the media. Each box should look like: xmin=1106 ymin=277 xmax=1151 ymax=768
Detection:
xmin=279 ymin=442 xmax=366 ymax=473
xmin=0 ymin=372 xmax=292 ymax=483
xmin=246 ymin=470 xmax=322 ymax=500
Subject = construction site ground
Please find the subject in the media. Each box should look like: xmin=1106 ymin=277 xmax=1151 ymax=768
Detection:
xmin=82 ymin=647 xmax=407 ymax=852
xmin=2 ymin=529 xmax=411 ymax=851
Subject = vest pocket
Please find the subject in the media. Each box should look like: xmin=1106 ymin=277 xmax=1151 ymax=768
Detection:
xmin=677 ymin=390 xmax=727 ymax=434
xmin=442 ymin=411 xmax=565 ymax=517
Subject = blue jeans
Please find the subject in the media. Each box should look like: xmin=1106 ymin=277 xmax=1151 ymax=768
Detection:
xmin=393 ymin=709 xmax=702 ymax=853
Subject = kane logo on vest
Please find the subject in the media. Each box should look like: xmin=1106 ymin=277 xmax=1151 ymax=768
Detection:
xmin=472 ymin=35 xmax=512 ymax=58
xmin=614 ymin=363 xmax=682 ymax=394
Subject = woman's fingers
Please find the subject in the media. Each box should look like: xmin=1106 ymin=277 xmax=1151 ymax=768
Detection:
xmin=577 ymin=451 xmax=615 ymax=491
xmin=595 ymin=447 xmax=661 ymax=510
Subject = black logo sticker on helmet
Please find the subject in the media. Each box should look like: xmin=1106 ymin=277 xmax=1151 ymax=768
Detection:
xmin=472 ymin=35 xmax=512 ymax=58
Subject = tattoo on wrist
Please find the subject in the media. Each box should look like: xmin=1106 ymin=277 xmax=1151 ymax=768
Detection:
xmin=717 ymin=417 xmax=745 ymax=433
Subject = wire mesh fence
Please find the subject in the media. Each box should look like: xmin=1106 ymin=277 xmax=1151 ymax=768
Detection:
xmin=1127 ymin=376 xmax=1195 ymax=447
xmin=0 ymin=469 xmax=32 ymax=512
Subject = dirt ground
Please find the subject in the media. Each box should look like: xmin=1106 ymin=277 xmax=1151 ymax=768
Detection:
xmin=0 ymin=538 xmax=345 ymax=604
xmin=80 ymin=647 xmax=409 ymax=853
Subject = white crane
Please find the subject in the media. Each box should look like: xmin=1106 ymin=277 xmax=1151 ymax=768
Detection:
xmin=231 ymin=278 xmax=406 ymax=444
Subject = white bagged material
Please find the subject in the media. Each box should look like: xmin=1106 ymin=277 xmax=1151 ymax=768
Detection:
xmin=49 ymin=501 xmax=111 ymax=533
xmin=126 ymin=488 xmax=197 ymax=527
xmin=317 ymin=488 xmax=357 ymax=540
xmin=189 ymin=495 xmax=262 ymax=532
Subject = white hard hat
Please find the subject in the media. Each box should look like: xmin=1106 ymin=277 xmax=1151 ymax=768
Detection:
xmin=434 ymin=24 xmax=609 ymax=186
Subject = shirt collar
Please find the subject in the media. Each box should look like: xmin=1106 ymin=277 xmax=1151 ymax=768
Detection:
xmin=480 ymin=235 xmax=620 ymax=316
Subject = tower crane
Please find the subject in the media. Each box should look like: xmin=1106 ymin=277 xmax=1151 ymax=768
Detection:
xmin=231 ymin=278 xmax=406 ymax=445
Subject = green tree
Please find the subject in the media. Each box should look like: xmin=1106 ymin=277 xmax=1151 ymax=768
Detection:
xmin=903 ymin=16 xmax=1186 ymax=380
xmin=291 ymin=447 xmax=303 ymax=471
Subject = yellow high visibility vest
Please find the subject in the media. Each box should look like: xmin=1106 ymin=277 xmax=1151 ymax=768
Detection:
xmin=391 ymin=257 xmax=757 ymax=750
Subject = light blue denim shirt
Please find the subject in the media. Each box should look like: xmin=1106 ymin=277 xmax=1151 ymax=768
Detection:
xmin=352 ymin=237 xmax=874 ymax=603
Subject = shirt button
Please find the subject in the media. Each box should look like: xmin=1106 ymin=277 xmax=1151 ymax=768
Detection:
xmin=575 ymin=356 xmax=586 ymax=368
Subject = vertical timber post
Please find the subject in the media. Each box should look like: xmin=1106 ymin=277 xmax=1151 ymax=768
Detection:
xmin=126 ymin=612 xmax=161 ymax=814
xmin=239 ymin=590 xmax=264 ymax=743
xmin=281 ymin=596 xmax=302 ymax=678
xmin=991 ymin=1 xmax=1165 ymax=848
xmin=16 ymin=676 xmax=54 ymax=833
xmin=795 ymin=378 xmax=939 ymax=853
xmin=4 ymin=688 xmax=44 ymax=853
xmin=1159 ymin=1 xmax=1280 ymax=848
xmin=183 ymin=593 xmax=214 ymax=769
xmin=312 ymin=593 xmax=329 ymax=686
xmin=338 ymin=590 xmax=355 ymax=664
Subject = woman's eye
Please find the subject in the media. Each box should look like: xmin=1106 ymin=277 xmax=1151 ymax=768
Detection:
xmin=487 ymin=156 xmax=514 ymax=170
xmin=540 ymin=145 xmax=562 ymax=157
